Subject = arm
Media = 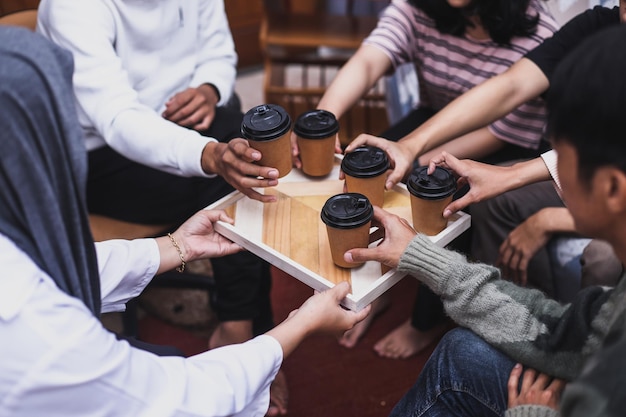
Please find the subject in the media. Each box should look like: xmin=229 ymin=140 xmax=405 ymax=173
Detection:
xmin=291 ymin=44 xmax=392 ymax=168
xmin=162 ymin=0 xmax=237 ymax=131
xmin=3 ymin=253 xmax=368 ymax=416
xmin=98 ymin=210 xmax=241 ymax=313
xmin=427 ymin=151 xmax=553 ymax=217
xmin=37 ymin=0 xmax=279 ymax=202
xmin=345 ymin=207 xmax=614 ymax=380
xmin=498 ymin=207 xmax=576 ymax=286
xmin=317 ymin=44 xmax=392 ymax=120
xmin=417 ymin=126 xmax=505 ymax=166
xmin=347 ymin=58 xmax=550 ymax=188
xmin=189 ymin=0 xmax=237 ymax=106
xmin=36 ymin=0 xmax=212 ymax=178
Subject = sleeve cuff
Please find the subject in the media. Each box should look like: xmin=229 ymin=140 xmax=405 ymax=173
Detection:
xmin=505 ymin=405 xmax=559 ymax=417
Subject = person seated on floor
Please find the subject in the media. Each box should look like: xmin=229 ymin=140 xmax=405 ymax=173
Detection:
xmin=36 ymin=0 xmax=290 ymax=414
xmin=0 ymin=26 xmax=370 ymax=417
xmin=343 ymin=24 xmax=626 ymax=416
xmin=340 ymin=0 xmax=626 ymax=360
xmin=293 ymin=0 xmax=559 ymax=352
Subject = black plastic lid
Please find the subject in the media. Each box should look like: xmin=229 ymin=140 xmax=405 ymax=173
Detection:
xmin=341 ymin=146 xmax=390 ymax=178
xmin=320 ymin=193 xmax=374 ymax=229
xmin=241 ymin=104 xmax=291 ymax=141
xmin=293 ymin=109 xmax=340 ymax=139
xmin=406 ymin=166 xmax=456 ymax=200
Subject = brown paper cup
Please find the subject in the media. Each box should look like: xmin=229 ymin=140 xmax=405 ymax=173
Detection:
xmin=248 ymin=131 xmax=292 ymax=178
xmin=344 ymin=174 xmax=386 ymax=208
xmin=326 ymin=221 xmax=371 ymax=268
xmin=410 ymin=194 xmax=453 ymax=236
xmin=297 ymin=134 xmax=336 ymax=177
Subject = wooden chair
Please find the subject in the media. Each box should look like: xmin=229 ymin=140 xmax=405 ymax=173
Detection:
xmin=260 ymin=0 xmax=390 ymax=147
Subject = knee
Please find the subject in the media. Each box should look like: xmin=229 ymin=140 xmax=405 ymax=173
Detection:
xmin=580 ymin=239 xmax=623 ymax=288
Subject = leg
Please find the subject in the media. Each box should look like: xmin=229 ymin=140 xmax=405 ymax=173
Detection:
xmin=374 ymin=285 xmax=451 ymax=359
xmin=390 ymin=328 xmax=515 ymax=417
xmin=470 ymin=181 xmax=564 ymax=295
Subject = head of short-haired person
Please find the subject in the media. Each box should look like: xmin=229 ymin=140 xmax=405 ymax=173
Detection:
xmin=547 ymin=23 xmax=626 ymax=267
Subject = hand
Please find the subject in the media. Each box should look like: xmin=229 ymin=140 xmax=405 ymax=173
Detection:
xmin=344 ymin=134 xmax=414 ymax=189
xmin=162 ymin=84 xmax=219 ymax=131
xmin=507 ymin=364 xmax=565 ymax=411
xmin=169 ymin=209 xmax=242 ymax=262
xmin=344 ymin=206 xmax=417 ymax=269
xmin=292 ymin=281 xmax=371 ymax=336
xmin=497 ymin=211 xmax=552 ymax=286
xmin=427 ymin=152 xmax=518 ymax=217
xmin=291 ymin=131 xmax=342 ymax=170
xmin=201 ymin=139 xmax=280 ymax=203
xmin=267 ymin=281 xmax=371 ymax=357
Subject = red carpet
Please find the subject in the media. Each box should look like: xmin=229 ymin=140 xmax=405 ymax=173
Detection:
xmin=139 ymin=267 xmax=436 ymax=417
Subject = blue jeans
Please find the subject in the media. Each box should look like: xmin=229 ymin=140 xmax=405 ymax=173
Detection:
xmin=389 ymin=328 xmax=516 ymax=417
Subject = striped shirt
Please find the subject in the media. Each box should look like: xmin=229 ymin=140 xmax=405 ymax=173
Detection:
xmin=364 ymin=0 xmax=560 ymax=149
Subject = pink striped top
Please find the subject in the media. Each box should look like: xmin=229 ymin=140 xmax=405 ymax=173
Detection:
xmin=364 ymin=0 xmax=560 ymax=149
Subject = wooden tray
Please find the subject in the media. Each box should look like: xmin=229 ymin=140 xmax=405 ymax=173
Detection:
xmin=208 ymin=158 xmax=470 ymax=311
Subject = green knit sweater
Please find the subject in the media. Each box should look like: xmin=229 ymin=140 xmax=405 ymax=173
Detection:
xmin=398 ymin=234 xmax=626 ymax=417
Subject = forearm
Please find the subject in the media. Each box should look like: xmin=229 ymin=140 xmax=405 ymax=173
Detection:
xmin=265 ymin=313 xmax=310 ymax=357
xmin=534 ymin=207 xmax=577 ymax=235
xmin=486 ymin=157 xmax=552 ymax=197
xmin=317 ymin=44 xmax=391 ymax=119
xmin=399 ymin=58 xmax=549 ymax=159
xmin=95 ymin=239 xmax=158 ymax=312
xmin=191 ymin=0 xmax=237 ymax=105
xmin=418 ymin=127 xmax=504 ymax=164
xmin=398 ymin=234 xmax=591 ymax=379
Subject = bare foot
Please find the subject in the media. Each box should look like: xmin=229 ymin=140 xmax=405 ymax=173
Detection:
xmin=338 ymin=294 xmax=390 ymax=348
xmin=208 ymin=320 xmax=253 ymax=349
xmin=373 ymin=319 xmax=451 ymax=359
xmin=266 ymin=369 xmax=288 ymax=416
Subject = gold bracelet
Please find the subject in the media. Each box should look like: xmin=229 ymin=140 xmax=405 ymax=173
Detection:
xmin=167 ymin=233 xmax=186 ymax=273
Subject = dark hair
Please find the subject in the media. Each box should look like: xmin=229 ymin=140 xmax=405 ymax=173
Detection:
xmin=547 ymin=25 xmax=626 ymax=183
xmin=409 ymin=0 xmax=540 ymax=45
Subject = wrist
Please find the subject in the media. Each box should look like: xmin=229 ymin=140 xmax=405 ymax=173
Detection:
xmin=398 ymin=134 xmax=424 ymax=161
xmin=201 ymin=141 xmax=220 ymax=174
xmin=199 ymin=83 xmax=220 ymax=104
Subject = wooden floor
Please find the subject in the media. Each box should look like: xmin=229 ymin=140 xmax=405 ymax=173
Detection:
xmin=138 ymin=267 xmax=438 ymax=417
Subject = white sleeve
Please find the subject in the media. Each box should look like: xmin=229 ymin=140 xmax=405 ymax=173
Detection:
xmin=1 ymin=269 xmax=283 ymax=417
xmin=95 ymin=239 xmax=159 ymax=313
xmin=191 ymin=0 xmax=237 ymax=105
xmin=36 ymin=0 xmax=214 ymax=178
xmin=540 ymin=150 xmax=561 ymax=191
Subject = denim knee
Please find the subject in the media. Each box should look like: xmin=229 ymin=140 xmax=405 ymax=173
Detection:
xmin=390 ymin=328 xmax=515 ymax=417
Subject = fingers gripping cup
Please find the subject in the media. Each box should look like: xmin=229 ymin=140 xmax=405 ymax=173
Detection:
xmin=293 ymin=109 xmax=340 ymax=177
xmin=321 ymin=193 xmax=374 ymax=269
xmin=341 ymin=146 xmax=390 ymax=207
xmin=406 ymin=166 xmax=456 ymax=236
xmin=241 ymin=104 xmax=292 ymax=178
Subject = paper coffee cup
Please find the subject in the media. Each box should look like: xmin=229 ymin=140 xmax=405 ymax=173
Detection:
xmin=341 ymin=146 xmax=390 ymax=207
xmin=406 ymin=166 xmax=456 ymax=235
xmin=241 ymin=104 xmax=292 ymax=178
xmin=321 ymin=193 xmax=373 ymax=268
xmin=294 ymin=109 xmax=339 ymax=177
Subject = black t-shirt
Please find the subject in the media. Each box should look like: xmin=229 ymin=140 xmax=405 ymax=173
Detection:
xmin=526 ymin=6 xmax=620 ymax=82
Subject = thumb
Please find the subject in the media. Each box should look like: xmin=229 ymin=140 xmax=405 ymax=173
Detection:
xmin=344 ymin=247 xmax=373 ymax=265
xmin=331 ymin=281 xmax=352 ymax=300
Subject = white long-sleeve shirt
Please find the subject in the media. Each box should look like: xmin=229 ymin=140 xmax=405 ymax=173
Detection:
xmin=0 ymin=234 xmax=282 ymax=417
xmin=36 ymin=0 xmax=238 ymax=178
